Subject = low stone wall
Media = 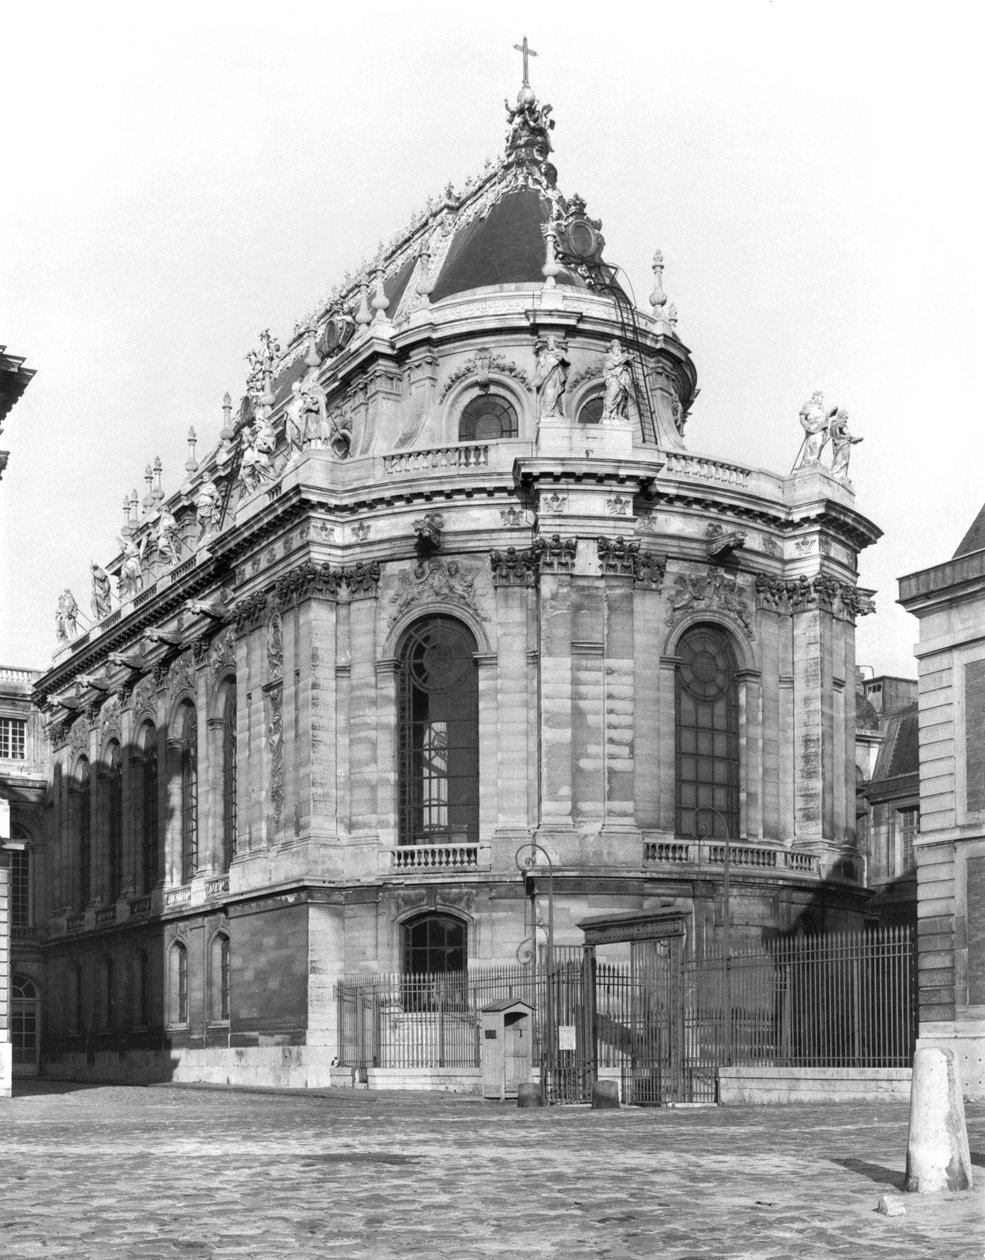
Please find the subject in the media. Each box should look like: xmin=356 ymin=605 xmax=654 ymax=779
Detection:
xmin=330 ymin=1066 xmax=482 ymax=1094
xmin=719 ymin=1066 xmax=912 ymax=1105
xmin=41 ymin=1045 xmax=340 ymax=1089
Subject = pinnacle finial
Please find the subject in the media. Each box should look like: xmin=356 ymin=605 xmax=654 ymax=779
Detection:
xmin=513 ymin=35 xmax=538 ymax=99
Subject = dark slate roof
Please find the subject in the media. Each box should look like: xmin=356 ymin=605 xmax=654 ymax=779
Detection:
xmin=871 ymin=703 xmax=919 ymax=781
xmin=953 ymin=500 xmax=985 ymax=559
xmin=430 ymin=187 xmax=585 ymax=303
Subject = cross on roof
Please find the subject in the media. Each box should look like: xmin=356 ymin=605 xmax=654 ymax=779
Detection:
xmin=513 ymin=35 xmax=537 ymax=87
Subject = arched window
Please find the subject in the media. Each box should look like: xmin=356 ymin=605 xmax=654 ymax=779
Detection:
xmin=75 ymin=758 xmax=91 ymax=908
xmin=675 ymin=624 xmax=740 ymax=839
xmin=397 ymin=617 xmax=479 ymax=847
xmin=220 ymin=683 xmax=237 ymax=871
xmin=577 ymin=394 xmax=604 ymax=425
xmin=169 ymin=941 xmax=188 ymax=1025
xmin=177 ymin=705 xmax=198 ymax=883
xmin=458 ymin=393 xmax=518 ymax=442
xmin=105 ymin=742 xmax=123 ymax=900
xmin=209 ymin=932 xmax=230 ymax=1022
xmin=131 ymin=949 xmax=150 ymax=1029
xmin=140 ymin=723 xmax=159 ymax=894
xmin=402 ymin=913 xmax=467 ymax=974
xmin=11 ymin=975 xmax=39 ymax=1070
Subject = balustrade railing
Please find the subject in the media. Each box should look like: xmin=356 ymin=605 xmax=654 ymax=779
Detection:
xmin=391 ymin=843 xmax=483 ymax=871
xmin=165 ymin=886 xmax=191 ymax=908
xmin=383 ymin=444 xmax=489 ymax=476
xmin=206 ymin=875 xmax=230 ymax=897
xmin=643 ymin=839 xmax=821 ymax=876
xmin=663 ymin=452 xmax=750 ymax=488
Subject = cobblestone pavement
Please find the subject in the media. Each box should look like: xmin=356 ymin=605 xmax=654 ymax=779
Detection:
xmin=1 ymin=1082 xmax=983 ymax=1259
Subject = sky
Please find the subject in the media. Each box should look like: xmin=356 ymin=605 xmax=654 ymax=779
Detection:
xmin=2 ymin=1 xmax=983 ymax=677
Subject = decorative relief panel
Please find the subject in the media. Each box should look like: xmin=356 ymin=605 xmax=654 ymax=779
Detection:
xmin=534 ymin=534 xmax=577 ymax=574
xmin=666 ymin=568 xmax=755 ymax=636
xmin=267 ymin=685 xmax=284 ymax=823
xmin=606 ymin=495 xmax=631 ymax=516
xmin=389 ymin=559 xmax=486 ymax=625
xmin=490 ymin=546 xmax=539 ymax=587
xmin=438 ymin=349 xmax=532 ymax=401
xmin=99 ymin=694 xmax=122 ymax=738
xmin=499 ymin=506 xmax=528 ymax=528
xmin=541 ymin=492 xmax=568 ymax=514
xmin=167 ymin=654 xmax=195 ymax=697
xmin=69 ymin=717 xmax=91 ymax=753
xmin=267 ymin=611 xmax=283 ymax=681
xmin=755 ymin=574 xmax=875 ymax=621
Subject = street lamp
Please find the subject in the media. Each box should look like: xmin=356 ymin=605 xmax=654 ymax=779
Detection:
xmin=515 ymin=842 xmax=554 ymax=1099
xmin=690 ymin=806 xmax=733 ymax=1067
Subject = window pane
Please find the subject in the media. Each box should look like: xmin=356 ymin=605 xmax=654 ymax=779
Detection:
xmin=675 ymin=625 xmax=739 ymax=838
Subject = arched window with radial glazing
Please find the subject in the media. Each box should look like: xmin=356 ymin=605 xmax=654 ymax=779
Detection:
xmin=397 ymin=617 xmax=479 ymax=847
xmin=140 ymin=723 xmax=159 ymax=894
xmin=675 ymin=623 xmax=740 ymax=839
xmin=177 ymin=705 xmax=198 ymax=883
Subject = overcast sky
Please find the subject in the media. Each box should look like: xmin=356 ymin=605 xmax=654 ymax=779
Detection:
xmin=2 ymin=1 xmax=982 ymax=678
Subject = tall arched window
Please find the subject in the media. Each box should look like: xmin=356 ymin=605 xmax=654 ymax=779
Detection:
xmin=209 ymin=932 xmax=230 ymax=1023
xmin=169 ymin=941 xmax=188 ymax=1025
xmin=675 ymin=623 xmax=740 ymax=839
xmin=140 ymin=723 xmax=159 ymax=894
xmin=105 ymin=742 xmax=123 ymax=900
xmin=220 ymin=683 xmax=237 ymax=871
xmin=402 ymin=913 xmax=468 ymax=974
xmin=75 ymin=758 xmax=91 ymax=908
xmin=177 ymin=705 xmax=198 ymax=883
xmin=12 ymin=975 xmax=39 ymax=1071
xmin=10 ymin=827 xmax=30 ymax=933
xmin=397 ymin=617 xmax=479 ymax=847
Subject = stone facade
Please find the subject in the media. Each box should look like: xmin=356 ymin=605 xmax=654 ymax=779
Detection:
xmin=899 ymin=545 xmax=985 ymax=1099
xmin=30 ymin=80 xmax=880 ymax=1087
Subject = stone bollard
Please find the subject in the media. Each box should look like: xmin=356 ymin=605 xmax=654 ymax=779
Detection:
xmin=517 ymin=1082 xmax=544 ymax=1108
xmin=592 ymin=1079 xmax=620 ymax=1109
xmin=904 ymin=1046 xmax=973 ymax=1193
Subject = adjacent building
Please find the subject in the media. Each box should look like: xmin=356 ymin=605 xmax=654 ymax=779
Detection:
xmin=899 ymin=507 xmax=985 ymax=1100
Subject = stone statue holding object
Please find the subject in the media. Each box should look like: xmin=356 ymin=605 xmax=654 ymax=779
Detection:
xmin=118 ymin=536 xmax=145 ymax=599
xmin=601 ymin=339 xmax=632 ymax=422
xmin=829 ymin=409 xmax=863 ymax=479
xmin=91 ymin=562 xmax=112 ymax=621
xmin=156 ymin=507 xmax=182 ymax=567
xmin=792 ymin=391 xmax=837 ymax=471
xmin=533 ymin=336 xmax=569 ymax=419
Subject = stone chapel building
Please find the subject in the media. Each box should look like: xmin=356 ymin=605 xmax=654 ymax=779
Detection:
xmin=31 ymin=71 xmax=881 ymax=1085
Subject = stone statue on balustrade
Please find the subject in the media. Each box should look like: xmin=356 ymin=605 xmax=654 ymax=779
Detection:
xmin=829 ymin=409 xmax=863 ymax=479
xmin=533 ymin=336 xmax=569 ymax=419
xmin=55 ymin=590 xmax=78 ymax=642
xmin=118 ymin=536 xmax=146 ymax=599
xmin=196 ymin=478 xmax=222 ymax=541
xmin=156 ymin=507 xmax=182 ymax=567
xmin=239 ymin=417 xmax=277 ymax=492
xmin=601 ymin=339 xmax=632 ymax=422
xmin=90 ymin=562 xmax=112 ymax=621
xmin=792 ymin=391 xmax=837 ymax=471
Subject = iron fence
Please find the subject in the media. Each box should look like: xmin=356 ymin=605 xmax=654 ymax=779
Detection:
xmin=335 ymin=927 xmax=916 ymax=1097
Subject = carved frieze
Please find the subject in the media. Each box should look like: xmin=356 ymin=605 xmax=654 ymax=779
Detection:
xmin=389 ymin=559 xmax=485 ymax=624
xmin=490 ymin=546 xmax=539 ymax=587
xmin=345 ymin=560 xmax=382 ymax=598
xmin=597 ymin=537 xmax=667 ymax=586
xmin=755 ymin=574 xmax=876 ymax=621
xmin=667 ymin=569 xmax=754 ymax=636
xmin=275 ymin=561 xmax=345 ymax=609
xmin=232 ymin=590 xmax=270 ymax=636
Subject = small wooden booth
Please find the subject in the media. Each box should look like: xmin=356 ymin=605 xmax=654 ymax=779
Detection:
xmin=480 ymin=999 xmax=534 ymax=1100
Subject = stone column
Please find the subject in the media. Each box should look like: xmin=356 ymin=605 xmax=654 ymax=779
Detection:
xmin=602 ymin=575 xmax=635 ymax=835
xmin=572 ymin=576 xmax=604 ymax=830
xmin=632 ymin=583 xmax=662 ymax=831
xmin=489 ymin=552 xmax=537 ymax=855
xmin=536 ymin=563 xmax=575 ymax=838
xmin=346 ymin=572 xmax=381 ymax=876
xmin=738 ymin=669 xmax=763 ymax=839
xmin=758 ymin=610 xmax=783 ymax=841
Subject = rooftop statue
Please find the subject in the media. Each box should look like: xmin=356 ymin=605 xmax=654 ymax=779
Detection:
xmin=156 ymin=506 xmax=182 ymax=567
xmin=55 ymin=589 xmax=79 ymax=642
xmin=601 ymin=339 xmax=632 ymax=422
xmin=90 ymin=562 xmax=112 ymax=621
xmin=195 ymin=478 xmax=222 ymax=542
xmin=240 ymin=417 xmax=277 ymax=491
xmin=118 ymin=536 xmax=145 ymax=599
xmin=792 ymin=391 xmax=837 ymax=471
xmin=829 ymin=409 xmax=863 ymax=479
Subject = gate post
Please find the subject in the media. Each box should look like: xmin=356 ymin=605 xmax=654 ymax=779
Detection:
xmin=582 ymin=945 xmax=598 ymax=1091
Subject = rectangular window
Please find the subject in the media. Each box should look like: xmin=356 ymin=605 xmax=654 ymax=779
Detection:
xmin=10 ymin=849 xmax=30 ymax=928
xmin=0 ymin=717 xmax=26 ymax=759
xmin=898 ymin=806 xmax=919 ymax=872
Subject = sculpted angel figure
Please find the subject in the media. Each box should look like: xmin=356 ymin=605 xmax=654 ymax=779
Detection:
xmin=286 ymin=378 xmax=328 ymax=457
xmin=196 ymin=478 xmax=222 ymax=540
xmin=90 ymin=561 xmax=112 ymax=620
xmin=601 ymin=339 xmax=632 ymax=422
xmin=240 ymin=417 xmax=277 ymax=491
xmin=55 ymin=593 xmax=69 ymax=642
xmin=62 ymin=589 xmax=79 ymax=637
xmin=792 ymin=391 xmax=837 ymax=470
xmin=533 ymin=335 xmax=569 ymax=419
xmin=156 ymin=506 xmax=182 ymax=567
xmin=829 ymin=409 xmax=863 ymax=479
